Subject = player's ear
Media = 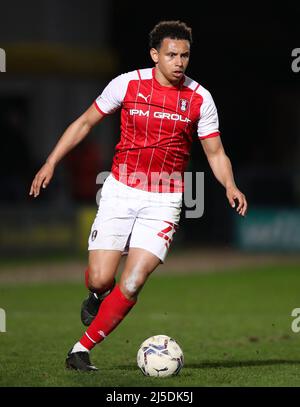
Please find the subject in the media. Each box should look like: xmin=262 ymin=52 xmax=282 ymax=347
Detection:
xmin=150 ymin=48 xmax=159 ymax=64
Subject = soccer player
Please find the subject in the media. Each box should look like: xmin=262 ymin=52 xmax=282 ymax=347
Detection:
xmin=29 ymin=21 xmax=247 ymax=371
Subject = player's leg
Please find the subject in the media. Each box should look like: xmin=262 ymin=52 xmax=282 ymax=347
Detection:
xmin=66 ymin=249 xmax=123 ymax=371
xmin=81 ymin=249 xmax=122 ymax=326
xmin=66 ymin=248 xmax=160 ymax=371
xmin=68 ymin=214 xmax=178 ymax=369
xmin=80 ymin=174 xmax=135 ymax=326
xmin=66 ymin=177 xmax=181 ymax=371
xmin=66 ymin=174 xmax=137 ymax=371
xmin=80 ymin=247 xmax=160 ymax=346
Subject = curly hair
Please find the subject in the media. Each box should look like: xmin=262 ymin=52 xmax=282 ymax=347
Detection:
xmin=149 ymin=20 xmax=192 ymax=50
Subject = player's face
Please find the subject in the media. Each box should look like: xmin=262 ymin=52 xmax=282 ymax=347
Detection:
xmin=150 ymin=38 xmax=190 ymax=86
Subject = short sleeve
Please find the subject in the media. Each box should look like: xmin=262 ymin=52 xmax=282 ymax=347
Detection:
xmin=94 ymin=73 xmax=129 ymax=115
xmin=197 ymin=89 xmax=220 ymax=139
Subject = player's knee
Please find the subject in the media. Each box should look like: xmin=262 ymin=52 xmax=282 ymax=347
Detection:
xmin=87 ymin=264 xmax=114 ymax=292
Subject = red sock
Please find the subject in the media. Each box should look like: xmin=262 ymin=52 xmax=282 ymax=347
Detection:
xmin=79 ymin=285 xmax=136 ymax=350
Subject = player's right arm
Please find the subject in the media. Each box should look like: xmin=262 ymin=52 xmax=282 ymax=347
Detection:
xmin=29 ymin=103 xmax=104 ymax=198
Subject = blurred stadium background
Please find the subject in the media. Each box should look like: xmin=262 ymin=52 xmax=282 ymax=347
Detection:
xmin=0 ymin=0 xmax=300 ymax=270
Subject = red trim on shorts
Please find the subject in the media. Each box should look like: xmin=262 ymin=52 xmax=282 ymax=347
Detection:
xmin=93 ymin=101 xmax=107 ymax=116
xmin=200 ymin=131 xmax=220 ymax=140
xmin=137 ymin=69 xmax=141 ymax=80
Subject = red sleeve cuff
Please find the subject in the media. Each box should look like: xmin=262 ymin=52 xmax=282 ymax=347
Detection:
xmin=93 ymin=101 xmax=107 ymax=116
xmin=199 ymin=131 xmax=220 ymax=139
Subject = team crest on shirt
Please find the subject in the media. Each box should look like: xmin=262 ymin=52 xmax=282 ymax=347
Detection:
xmin=179 ymin=98 xmax=189 ymax=112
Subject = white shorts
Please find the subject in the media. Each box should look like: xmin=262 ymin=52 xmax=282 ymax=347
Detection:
xmin=88 ymin=174 xmax=182 ymax=262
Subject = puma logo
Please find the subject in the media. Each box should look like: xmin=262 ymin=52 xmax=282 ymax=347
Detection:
xmin=138 ymin=92 xmax=150 ymax=102
xmin=98 ymin=330 xmax=106 ymax=338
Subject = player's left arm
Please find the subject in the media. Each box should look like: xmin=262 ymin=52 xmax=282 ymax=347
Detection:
xmin=200 ymin=136 xmax=248 ymax=216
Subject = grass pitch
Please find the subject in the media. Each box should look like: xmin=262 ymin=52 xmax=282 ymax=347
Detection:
xmin=0 ymin=264 xmax=300 ymax=387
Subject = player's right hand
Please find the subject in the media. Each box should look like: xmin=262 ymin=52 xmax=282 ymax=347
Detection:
xmin=29 ymin=162 xmax=54 ymax=198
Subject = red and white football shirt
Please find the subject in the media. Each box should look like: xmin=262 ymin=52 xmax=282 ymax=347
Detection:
xmin=94 ymin=68 xmax=220 ymax=192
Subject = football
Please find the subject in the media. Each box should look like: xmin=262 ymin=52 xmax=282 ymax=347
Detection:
xmin=137 ymin=334 xmax=184 ymax=377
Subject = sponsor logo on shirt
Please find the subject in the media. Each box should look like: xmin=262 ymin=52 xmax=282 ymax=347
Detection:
xmin=129 ymin=109 xmax=191 ymax=123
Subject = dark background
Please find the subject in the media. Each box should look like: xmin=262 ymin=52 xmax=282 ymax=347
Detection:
xmin=0 ymin=0 xmax=300 ymax=256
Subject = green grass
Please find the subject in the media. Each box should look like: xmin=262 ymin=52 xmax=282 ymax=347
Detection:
xmin=0 ymin=265 xmax=300 ymax=387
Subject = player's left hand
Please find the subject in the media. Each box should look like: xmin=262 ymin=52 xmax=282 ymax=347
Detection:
xmin=226 ymin=186 xmax=248 ymax=216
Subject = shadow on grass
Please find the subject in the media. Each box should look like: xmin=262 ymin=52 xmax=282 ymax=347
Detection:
xmin=116 ymin=359 xmax=300 ymax=371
